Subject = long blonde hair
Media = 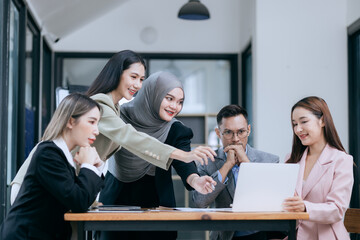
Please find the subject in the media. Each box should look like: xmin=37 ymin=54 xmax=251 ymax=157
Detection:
xmin=42 ymin=93 xmax=101 ymax=141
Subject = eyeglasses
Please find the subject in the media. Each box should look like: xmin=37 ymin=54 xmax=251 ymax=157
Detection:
xmin=221 ymin=129 xmax=249 ymax=140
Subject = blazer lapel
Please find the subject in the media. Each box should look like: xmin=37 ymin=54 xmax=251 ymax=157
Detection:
xmin=246 ymin=145 xmax=257 ymax=162
xmin=215 ymin=148 xmax=226 ymax=171
xmin=64 ymin=157 xmax=77 ymax=177
xmin=227 ymin=172 xmax=236 ymax=200
xmin=301 ymin=144 xmax=333 ymax=199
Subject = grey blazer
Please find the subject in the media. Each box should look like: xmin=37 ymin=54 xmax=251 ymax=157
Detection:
xmin=192 ymin=144 xmax=279 ymax=240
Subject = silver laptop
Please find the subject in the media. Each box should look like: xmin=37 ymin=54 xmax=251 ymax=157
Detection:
xmin=232 ymin=163 xmax=299 ymax=212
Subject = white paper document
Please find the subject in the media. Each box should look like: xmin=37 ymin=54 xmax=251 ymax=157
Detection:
xmin=232 ymin=163 xmax=299 ymax=212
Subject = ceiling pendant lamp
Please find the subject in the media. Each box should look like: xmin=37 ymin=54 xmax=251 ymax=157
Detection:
xmin=178 ymin=0 xmax=210 ymax=20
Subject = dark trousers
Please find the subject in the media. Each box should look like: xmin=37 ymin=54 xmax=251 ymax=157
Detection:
xmin=232 ymin=231 xmax=267 ymax=240
xmin=98 ymin=173 xmax=176 ymax=240
xmin=232 ymin=231 xmax=287 ymax=240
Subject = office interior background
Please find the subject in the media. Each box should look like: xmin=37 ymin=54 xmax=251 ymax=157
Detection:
xmin=1 ymin=0 xmax=360 ymax=239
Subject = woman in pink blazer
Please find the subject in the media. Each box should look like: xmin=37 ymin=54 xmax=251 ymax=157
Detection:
xmin=283 ymin=96 xmax=354 ymax=240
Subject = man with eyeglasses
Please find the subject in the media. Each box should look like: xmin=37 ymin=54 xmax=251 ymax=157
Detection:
xmin=193 ymin=104 xmax=280 ymax=240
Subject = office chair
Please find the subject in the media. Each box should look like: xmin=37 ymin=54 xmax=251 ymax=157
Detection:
xmin=344 ymin=208 xmax=360 ymax=240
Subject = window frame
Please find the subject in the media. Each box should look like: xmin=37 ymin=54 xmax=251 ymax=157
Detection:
xmin=348 ymin=17 xmax=360 ymax=209
xmin=241 ymin=43 xmax=253 ymax=146
xmin=0 ymin=0 xmax=10 ymax=222
xmin=54 ymin=52 xmax=239 ymax=105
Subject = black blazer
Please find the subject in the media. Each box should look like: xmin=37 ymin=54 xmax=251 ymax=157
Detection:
xmin=0 ymin=141 xmax=103 ymax=240
xmin=99 ymin=121 xmax=198 ymax=209
xmin=155 ymin=121 xmax=198 ymax=207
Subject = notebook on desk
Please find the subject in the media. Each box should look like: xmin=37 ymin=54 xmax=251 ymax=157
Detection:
xmin=232 ymin=163 xmax=299 ymax=212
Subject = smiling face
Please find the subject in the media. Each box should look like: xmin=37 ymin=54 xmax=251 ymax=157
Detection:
xmin=67 ymin=107 xmax=100 ymax=150
xmin=115 ymin=62 xmax=145 ymax=100
xmin=292 ymin=107 xmax=325 ymax=147
xmin=158 ymin=88 xmax=184 ymax=122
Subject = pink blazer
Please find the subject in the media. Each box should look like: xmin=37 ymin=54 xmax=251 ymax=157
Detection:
xmin=292 ymin=144 xmax=353 ymax=240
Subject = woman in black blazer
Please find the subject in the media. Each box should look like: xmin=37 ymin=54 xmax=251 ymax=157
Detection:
xmin=0 ymin=93 xmax=104 ymax=240
xmin=99 ymin=72 xmax=216 ymax=240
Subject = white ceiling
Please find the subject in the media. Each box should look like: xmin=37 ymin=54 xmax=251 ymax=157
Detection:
xmin=27 ymin=0 xmax=128 ymax=38
xmin=25 ymin=0 xmax=243 ymax=53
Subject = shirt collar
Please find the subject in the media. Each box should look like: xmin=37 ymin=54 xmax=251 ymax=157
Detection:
xmin=53 ymin=137 xmax=76 ymax=169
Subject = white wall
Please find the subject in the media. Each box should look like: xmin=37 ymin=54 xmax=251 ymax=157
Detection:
xmin=347 ymin=0 xmax=360 ymax=26
xmin=253 ymin=0 xmax=348 ymax=161
xmin=53 ymin=0 xmax=241 ymax=53
xmin=238 ymin=0 xmax=255 ymax=52
xmin=238 ymin=0 xmax=256 ymax=103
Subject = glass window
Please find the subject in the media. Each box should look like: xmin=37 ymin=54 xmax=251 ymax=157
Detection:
xmin=23 ymin=19 xmax=40 ymax=159
xmin=149 ymin=59 xmax=231 ymax=114
xmin=24 ymin=26 xmax=35 ymax=158
xmin=41 ymin=42 xmax=52 ymax=135
xmin=62 ymin=58 xmax=108 ymax=88
xmin=7 ymin=1 xmax=20 ymax=184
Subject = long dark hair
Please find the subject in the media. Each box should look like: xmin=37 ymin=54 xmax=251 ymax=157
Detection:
xmin=86 ymin=50 xmax=146 ymax=96
xmin=287 ymin=96 xmax=345 ymax=163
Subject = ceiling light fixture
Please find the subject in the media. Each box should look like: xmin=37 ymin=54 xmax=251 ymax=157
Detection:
xmin=178 ymin=0 xmax=210 ymax=20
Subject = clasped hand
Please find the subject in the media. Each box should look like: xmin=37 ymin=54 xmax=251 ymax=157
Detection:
xmin=74 ymin=146 xmax=103 ymax=168
xmin=223 ymin=144 xmax=250 ymax=166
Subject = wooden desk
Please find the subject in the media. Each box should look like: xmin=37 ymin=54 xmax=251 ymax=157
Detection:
xmin=65 ymin=210 xmax=309 ymax=240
